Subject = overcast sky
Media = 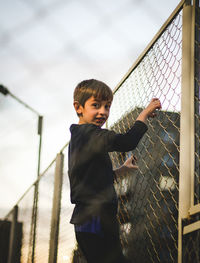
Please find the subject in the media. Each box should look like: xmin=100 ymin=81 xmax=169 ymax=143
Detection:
xmin=0 ymin=0 xmax=180 ymax=218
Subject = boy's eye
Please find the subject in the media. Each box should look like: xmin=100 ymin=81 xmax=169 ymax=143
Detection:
xmin=105 ymin=104 xmax=111 ymax=110
xmin=92 ymin=103 xmax=100 ymax=108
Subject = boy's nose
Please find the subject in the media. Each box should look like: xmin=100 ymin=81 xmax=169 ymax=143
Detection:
xmin=99 ymin=106 xmax=107 ymax=115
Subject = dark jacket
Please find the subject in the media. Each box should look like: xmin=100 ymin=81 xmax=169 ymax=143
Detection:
xmin=68 ymin=120 xmax=148 ymax=224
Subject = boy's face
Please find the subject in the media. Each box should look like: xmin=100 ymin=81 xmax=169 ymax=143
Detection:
xmin=74 ymin=96 xmax=112 ymax=127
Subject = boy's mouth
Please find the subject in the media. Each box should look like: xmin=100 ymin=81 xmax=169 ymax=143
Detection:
xmin=95 ymin=117 xmax=106 ymax=124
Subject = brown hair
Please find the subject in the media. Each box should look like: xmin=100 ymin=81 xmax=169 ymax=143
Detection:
xmin=74 ymin=79 xmax=113 ymax=107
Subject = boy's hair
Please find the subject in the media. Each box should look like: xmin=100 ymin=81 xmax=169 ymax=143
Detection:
xmin=74 ymin=79 xmax=113 ymax=107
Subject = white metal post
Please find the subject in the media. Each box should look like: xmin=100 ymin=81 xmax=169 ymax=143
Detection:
xmin=178 ymin=1 xmax=195 ymax=262
xmin=48 ymin=153 xmax=64 ymax=263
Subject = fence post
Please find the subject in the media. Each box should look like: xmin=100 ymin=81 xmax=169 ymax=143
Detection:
xmin=178 ymin=1 xmax=195 ymax=262
xmin=7 ymin=205 xmax=18 ymax=263
xmin=48 ymin=153 xmax=64 ymax=263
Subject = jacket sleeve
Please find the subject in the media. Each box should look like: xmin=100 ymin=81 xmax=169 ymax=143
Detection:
xmin=110 ymin=120 xmax=148 ymax=152
xmin=88 ymin=120 xmax=148 ymax=153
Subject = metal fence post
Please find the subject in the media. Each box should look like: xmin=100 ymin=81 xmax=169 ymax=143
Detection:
xmin=178 ymin=1 xmax=195 ymax=262
xmin=48 ymin=153 xmax=64 ymax=263
xmin=7 ymin=205 xmax=18 ymax=263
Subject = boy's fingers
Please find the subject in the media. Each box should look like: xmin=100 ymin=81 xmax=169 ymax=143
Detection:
xmin=151 ymin=98 xmax=161 ymax=106
xmin=148 ymin=112 xmax=156 ymax=118
xmin=132 ymin=155 xmax=137 ymax=164
xmin=132 ymin=155 xmax=137 ymax=161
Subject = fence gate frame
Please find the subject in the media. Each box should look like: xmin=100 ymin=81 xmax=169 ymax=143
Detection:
xmin=178 ymin=0 xmax=200 ymax=262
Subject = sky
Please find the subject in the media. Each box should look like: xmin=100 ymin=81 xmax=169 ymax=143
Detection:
xmin=0 ymin=0 xmax=180 ymax=218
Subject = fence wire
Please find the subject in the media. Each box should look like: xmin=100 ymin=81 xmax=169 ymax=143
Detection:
xmin=107 ymin=9 xmax=182 ymax=263
xmin=183 ymin=222 xmax=200 ymax=263
xmin=17 ymin=186 xmax=35 ymax=263
xmin=34 ymin=163 xmax=55 ymax=263
xmin=0 ymin=160 xmax=56 ymax=263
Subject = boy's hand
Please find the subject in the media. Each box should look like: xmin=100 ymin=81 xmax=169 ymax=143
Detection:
xmin=145 ymin=98 xmax=162 ymax=118
xmin=114 ymin=155 xmax=138 ymax=178
xmin=123 ymin=155 xmax=138 ymax=170
xmin=136 ymin=98 xmax=162 ymax=123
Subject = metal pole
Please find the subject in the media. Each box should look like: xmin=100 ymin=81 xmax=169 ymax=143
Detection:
xmin=0 ymin=86 xmax=44 ymax=262
xmin=178 ymin=1 xmax=195 ymax=262
xmin=48 ymin=153 xmax=64 ymax=263
xmin=7 ymin=205 xmax=18 ymax=263
xmin=31 ymin=116 xmax=43 ymax=263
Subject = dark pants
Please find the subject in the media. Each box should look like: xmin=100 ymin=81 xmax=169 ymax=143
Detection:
xmin=75 ymin=211 xmax=130 ymax=263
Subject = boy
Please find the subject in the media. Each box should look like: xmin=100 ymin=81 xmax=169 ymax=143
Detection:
xmin=68 ymin=79 xmax=161 ymax=263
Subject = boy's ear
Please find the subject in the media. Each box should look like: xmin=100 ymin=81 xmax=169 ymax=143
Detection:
xmin=73 ymin=101 xmax=83 ymax=115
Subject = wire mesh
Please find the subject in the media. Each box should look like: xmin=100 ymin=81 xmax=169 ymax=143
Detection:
xmin=182 ymin=217 xmax=200 ymax=263
xmin=2 ymin=159 xmax=56 ymax=263
xmin=183 ymin=230 xmax=200 ymax=263
xmin=107 ymin=10 xmax=182 ymax=263
xmin=34 ymin=161 xmax=56 ymax=263
xmin=17 ymin=186 xmax=35 ymax=263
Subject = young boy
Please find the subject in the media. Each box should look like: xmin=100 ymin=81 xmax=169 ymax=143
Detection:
xmin=68 ymin=79 xmax=161 ymax=263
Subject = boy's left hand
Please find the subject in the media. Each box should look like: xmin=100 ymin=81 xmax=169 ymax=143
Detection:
xmin=146 ymin=98 xmax=162 ymax=118
xmin=123 ymin=155 xmax=138 ymax=170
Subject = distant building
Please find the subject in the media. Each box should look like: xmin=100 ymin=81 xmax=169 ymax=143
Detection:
xmin=0 ymin=219 xmax=22 ymax=263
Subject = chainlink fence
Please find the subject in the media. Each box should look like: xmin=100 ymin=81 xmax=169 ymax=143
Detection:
xmin=1 ymin=1 xmax=200 ymax=263
xmin=18 ymin=186 xmax=35 ymax=262
xmin=107 ymin=6 xmax=182 ymax=263
xmin=34 ymin=162 xmax=55 ymax=263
